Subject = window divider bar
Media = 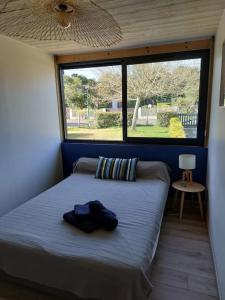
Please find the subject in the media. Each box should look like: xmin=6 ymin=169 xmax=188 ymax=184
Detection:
xmin=122 ymin=63 xmax=127 ymax=142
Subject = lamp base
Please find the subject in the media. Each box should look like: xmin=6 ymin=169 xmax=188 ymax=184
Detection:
xmin=182 ymin=170 xmax=193 ymax=185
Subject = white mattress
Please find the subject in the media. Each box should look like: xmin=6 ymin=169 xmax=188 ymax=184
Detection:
xmin=0 ymin=159 xmax=170 ymax=300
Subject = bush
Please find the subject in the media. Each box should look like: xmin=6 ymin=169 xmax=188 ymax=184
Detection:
xmin=97 ymin=112 xmax=134 ymax=128
xmin=157 ymin=112 xmax=177 ymax=127
xmin=97 ymin=112 xmax=121 ymax=128
xmin=169 ymin=117 xmax=186 ymax=138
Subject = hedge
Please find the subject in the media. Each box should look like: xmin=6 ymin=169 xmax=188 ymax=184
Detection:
xmin=97 ymin=112 xmax=133 ymax=128
xmin=127 ymin=113 xmax=133 ymax=127
xmin=157 ymin=112 xmax=177 ymax=127
xmin=97 ymin=112 xmax=120 ymax=128
xmin=169 ymin=117 xmax=186 ymax=138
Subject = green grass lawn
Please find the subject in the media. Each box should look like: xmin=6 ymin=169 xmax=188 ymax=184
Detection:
xmin=67 ymin=125 xmax=169 ymax=140
xmin=128 ymin=125 xmax=169 ymax=138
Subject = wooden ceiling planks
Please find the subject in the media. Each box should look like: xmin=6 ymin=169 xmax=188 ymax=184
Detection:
xmin=2 ymin=0 xmax=224 ymax=55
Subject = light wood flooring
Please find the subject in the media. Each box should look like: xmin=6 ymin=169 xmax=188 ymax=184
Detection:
xmin=0 ymin=210 xmax=219 ymax=300
xmin=151 ymin=214 xmax=218 ymax=300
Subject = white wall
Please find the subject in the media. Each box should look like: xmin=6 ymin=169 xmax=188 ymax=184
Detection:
xmin=0 ymin=35 xmax=63 ymax=216
xmin=208 ymin=11 xmax=225 ymax=300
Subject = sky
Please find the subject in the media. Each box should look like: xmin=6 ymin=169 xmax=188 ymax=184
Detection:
xmin=65 ymin=68 xmax=101 ymax=80
xmin=64 ymin=58 xmax=201 ymax=80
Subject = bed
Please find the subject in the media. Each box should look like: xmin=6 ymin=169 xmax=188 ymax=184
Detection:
xmin=0 ymin=157 xmax=170 ymax=300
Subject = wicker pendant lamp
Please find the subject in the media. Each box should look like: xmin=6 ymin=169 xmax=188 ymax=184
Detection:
xmin=0 ymin=0 xmax=122 ymax=47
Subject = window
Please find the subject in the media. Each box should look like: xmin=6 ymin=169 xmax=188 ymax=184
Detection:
xmin=127 ymin=59 xmax=201 ymax=139
xmin=59 ymin=50 xmax=209 ymax=145
xmin=61 ymin=65 xmax=122 ymax=141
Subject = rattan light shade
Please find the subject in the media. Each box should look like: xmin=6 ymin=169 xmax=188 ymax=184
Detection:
xmin=0 ymin=0 xmax=122 ymax=47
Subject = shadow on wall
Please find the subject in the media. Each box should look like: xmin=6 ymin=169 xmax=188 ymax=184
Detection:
xmin=0 ymin=144 xmax=63 ymax=217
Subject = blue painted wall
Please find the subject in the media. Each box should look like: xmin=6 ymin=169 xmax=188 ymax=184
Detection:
xmin=61 ymin=142 xmax=208 ymax=184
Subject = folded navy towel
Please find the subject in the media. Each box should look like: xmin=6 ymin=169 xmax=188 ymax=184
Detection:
xmin=63 ymin=210 xmax=100 ymax=233
xmin=74 ymin=202 xmax=92 ymax=220
xmin=88 ymin=200 xmax=116 ymax=217
xmin=89 ymin=200 xmax=118 ymax=231
xmin=64 ymin=200 xmax=118 ymax=233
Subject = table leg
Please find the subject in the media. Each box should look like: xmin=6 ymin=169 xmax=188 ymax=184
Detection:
xmin=179 ymin=192 xmax=185 ymax=220
xmin=191 ymin=193 xmax=195 ymax=206
xmin=197 ymin=192 xmax=204 ymax=219
xmin=173 ymin=189 xmax=179 ymax=209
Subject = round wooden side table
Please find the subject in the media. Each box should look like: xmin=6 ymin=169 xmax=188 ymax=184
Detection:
xmin=172 ymin=181 xmax=205 ymax=220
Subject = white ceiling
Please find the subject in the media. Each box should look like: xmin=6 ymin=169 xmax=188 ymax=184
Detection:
xmin=2 ymin=0 xmax=225 ymax=55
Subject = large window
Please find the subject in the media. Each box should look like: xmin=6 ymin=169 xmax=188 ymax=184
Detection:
xmin=59 ymin=50 xmax=209 ymax=145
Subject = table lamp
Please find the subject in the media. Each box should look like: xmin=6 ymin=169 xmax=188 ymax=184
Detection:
xmin=179 ymin=154 xmax=196 ymax=185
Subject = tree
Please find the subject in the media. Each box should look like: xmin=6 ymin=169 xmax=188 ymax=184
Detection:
xmin=172 ymin=66 xmax=200 ymax=113
xmin=91 ymin=67 xmax=122 ymax=108
xmin=64 ymin=74 xmax=95 ymax=126
xmin=128 ymin=63 xmax=201 ymax=130
xmin=128 ymin=63 xmax=180 ymax=130
xmin=63 ymin=63 xmax=200 ymax=131
xmin=64 ymin=75 xmax=86 ymax=109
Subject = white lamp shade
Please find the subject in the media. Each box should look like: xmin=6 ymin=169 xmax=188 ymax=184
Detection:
xmin=179 ymin=154 xmax=196 ymax=170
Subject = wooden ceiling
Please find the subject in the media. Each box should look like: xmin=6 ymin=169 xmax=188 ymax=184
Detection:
xmin=4 ymin=0 xmax=225 ymax=55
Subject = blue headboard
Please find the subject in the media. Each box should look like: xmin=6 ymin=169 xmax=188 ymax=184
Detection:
xmin=61 ymin=142 xmax=208 ymax=184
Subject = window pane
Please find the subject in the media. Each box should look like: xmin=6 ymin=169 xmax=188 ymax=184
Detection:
xmin=62 ymin=65 xmax=122 ymax=140
xmin=127 ymin=59 xmax=201 ymax=139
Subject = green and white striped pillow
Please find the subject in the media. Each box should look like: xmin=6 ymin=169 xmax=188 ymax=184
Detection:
xmin=95 ymin=157 xmax=138 ymax=181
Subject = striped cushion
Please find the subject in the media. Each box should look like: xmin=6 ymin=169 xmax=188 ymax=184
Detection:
xmin=95 ymin=157 xmax=138 ymax=181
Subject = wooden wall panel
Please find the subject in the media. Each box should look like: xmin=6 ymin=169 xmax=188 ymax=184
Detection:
xmin=55 ymin=39 xmax=212 ymax=64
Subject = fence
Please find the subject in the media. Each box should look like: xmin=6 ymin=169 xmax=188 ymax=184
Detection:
xmin=178 ymin=113 xmax=198 ymax=127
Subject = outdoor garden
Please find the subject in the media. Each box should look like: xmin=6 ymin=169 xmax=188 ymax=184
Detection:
xmin=63 ymin=59 xmax=201 ymax=140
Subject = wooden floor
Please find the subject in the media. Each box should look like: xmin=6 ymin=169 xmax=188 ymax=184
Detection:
xmin=151 ymin=213 xmax=219 ymax=300
xmin=0 ymin=213 xmax=219 ymax=300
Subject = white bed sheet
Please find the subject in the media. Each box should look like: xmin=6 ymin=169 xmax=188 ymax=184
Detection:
xmin=0 ymin=160 xmax=169 ymax=300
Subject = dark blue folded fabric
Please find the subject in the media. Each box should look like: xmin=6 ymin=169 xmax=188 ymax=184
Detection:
xmin=63 ymin=210 xmax=100 ymax=233
xmin=89 ymin=200 xmax=118 ymax=231
xmin=88 ymin=200 xmax=116 ymax=217
xmin=74 ymin=202 xmax=92 ymax=220
xmin=64 ymin=200 xmax=118 ymax=233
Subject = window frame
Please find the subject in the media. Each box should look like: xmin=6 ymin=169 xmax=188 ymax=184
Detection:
xmin=58 ymin=49 xmax=210 ymax=146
